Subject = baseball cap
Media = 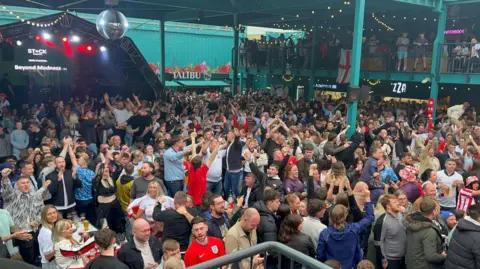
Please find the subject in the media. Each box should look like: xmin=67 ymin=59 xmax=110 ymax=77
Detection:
xmin=441 ymin=211 xmax=454 ymax=220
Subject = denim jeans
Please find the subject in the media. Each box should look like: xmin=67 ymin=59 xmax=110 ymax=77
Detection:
xmin=124 ymin=133 xmax=133 ymax=147
xmin=165 ymin=180 xmax=184 ymax=197
xmin=207 ymin=181 xmax=222 ymax=195
xmin=224 ymin=171 xmax=241 ymax=199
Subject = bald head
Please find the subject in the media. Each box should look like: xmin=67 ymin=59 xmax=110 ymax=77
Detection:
xmin=133 ymin=218 xmax=151 ymax=242
xmin=240 ymin=208 xmax=260 ymax=233
xmin=423 ymin=182 xmax=436 ymax=197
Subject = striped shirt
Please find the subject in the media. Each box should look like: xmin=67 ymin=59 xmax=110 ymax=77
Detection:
xmin=1 ymin=176 xmax=45 ymax=229
xmin=457 ymin=188 xmax=474 ymax=212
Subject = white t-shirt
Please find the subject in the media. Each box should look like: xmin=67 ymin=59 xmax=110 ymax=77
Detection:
xmin=139 ymin=196 xmax=157 ymax=221
xmin=38 ymin=226 xmax=54 ymax=264
xmin=437 ymin=170 xmax=463 ymax=208
xmin=204 ymin=149 xmax=226 ymax=182
xmin=114 ymin=108 xmax=132 ymax=124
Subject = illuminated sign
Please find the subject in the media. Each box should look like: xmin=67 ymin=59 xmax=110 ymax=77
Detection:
xmin=444 ymin=29 xmax=465 ymax=35
xmin=27 ymin=49 xmax=47 ymax=56
xmin=15 ymin=65 xmax=66 ymax=71
xmin=391 ymin=82 xmax=407 ymax=94
xmin=315 ymin=84 xmax=338 ymax=89
xmin=173 ymin=71 xmax=212 ymax=80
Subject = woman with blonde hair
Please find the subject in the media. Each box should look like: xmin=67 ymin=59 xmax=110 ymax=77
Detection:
xmin=53 ymin=219 xmax=95 ymax=269
xmin=285 ymin=193 xmax=301 ymax=214
xmin=130 ymin=181 xmax=173 ymax=221
xmin=38 ymin=205 xmax=59 ymax=269
xmin=325 ymin=161 xmax=348 ymax=201
xmin=317 ymin=188 xmax=374 ymax=269
xmin=419 ymin=138 xmax=441 ymax=175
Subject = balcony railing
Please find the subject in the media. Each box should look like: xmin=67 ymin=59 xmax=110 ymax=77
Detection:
xmin=239 ymin=43 xmax=452 ymax=74
xmin=188 ymin=242 xmax=331 ymax=269
xmin=438 ymin=43 xmax=480 ymax=74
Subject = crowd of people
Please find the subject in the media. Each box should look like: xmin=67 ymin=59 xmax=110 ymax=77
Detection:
xmin=0 ymin=87 xmax=480 ymax=269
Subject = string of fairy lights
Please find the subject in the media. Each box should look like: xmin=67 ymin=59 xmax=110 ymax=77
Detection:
xmin=1 ymin=5 xmax=68 ymax=27
xmin=372 ymin=13 xmax=394 ymax=31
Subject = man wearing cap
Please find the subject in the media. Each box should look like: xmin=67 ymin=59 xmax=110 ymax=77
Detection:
xmin=0 ymin=125 xmax=11 ymax=163
xmin=441 ymin=211 xmax=457 ymax=233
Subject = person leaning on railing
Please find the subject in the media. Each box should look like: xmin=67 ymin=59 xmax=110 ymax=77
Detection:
xmin=223 ymin=208 xmax=264 ymax=269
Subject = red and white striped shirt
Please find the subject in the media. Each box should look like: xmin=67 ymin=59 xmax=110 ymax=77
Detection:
xmin=457 ymin=188 xmax=475 ymax=211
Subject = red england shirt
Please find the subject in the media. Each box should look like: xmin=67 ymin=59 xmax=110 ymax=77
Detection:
xmin=184 ymin=236 xmax=226 ymax=267
xmin=187 ymin=164 xmax=209 ymax=206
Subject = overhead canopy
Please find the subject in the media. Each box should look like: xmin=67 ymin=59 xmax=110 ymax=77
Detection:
xmin=165 ymin=81 xmax=180 ymax=87
xmin=177 ymin=80 xmax=230 ymax=87
xmin=0 ymin=12 xmax=163 ymax=99
xmin=3 ymin=0 xmax=476 ymax=31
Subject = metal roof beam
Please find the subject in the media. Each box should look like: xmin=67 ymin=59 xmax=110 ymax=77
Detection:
xmin=393 ymin=0 xmax=440 ymax=8
xmin=445 ymin=0 xmax=480 ymax=4
xmin=122 ymin=0 xmax=233 ymax=12
xmin=164 ymin=9 xmax=230 ymax=22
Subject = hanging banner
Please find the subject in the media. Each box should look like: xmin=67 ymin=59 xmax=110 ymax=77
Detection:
xmin=427 ymin=98 xmax=435 ymax=131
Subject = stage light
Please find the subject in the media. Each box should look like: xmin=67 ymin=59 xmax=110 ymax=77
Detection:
xmin=87 ymin=46 xmax=93 ymax=51
xmin=43 ymin=33 xmax=51 ymax=40
xmin=35 ymin=35 xmax=41 ymax=40
xmin=100 ymin=46 xmax=106 ymax=52
xmin=62 ymin=37 xmax=68 ymax=42
xmin=16 ymin=40 xmax=22 ymax=46
xmin=72 ymin=35 xmax=80 ymax=42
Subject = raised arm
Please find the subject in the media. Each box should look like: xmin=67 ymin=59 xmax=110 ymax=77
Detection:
xmin=1 ymin=169 xmax=14 ymax=202
xmin=206 ymin=144 xmax=220 ymax=168
xmin=103 ymin=93 xmax=114 ymax=113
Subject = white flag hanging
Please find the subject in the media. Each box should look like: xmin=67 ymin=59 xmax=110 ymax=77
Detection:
xmin=336 ymin=49 xmax=352 ymax=84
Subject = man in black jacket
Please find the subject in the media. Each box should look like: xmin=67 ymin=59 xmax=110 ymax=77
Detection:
xmin=239 ymin=151 xmax=266 ymax=207
xmin=224 ymin=128 xmax=243 ymax=200
xmin=251 ymin=189 xmax=281 ymax=243
xmin=118 ymin=219 xmax=163 ymax=269
xmin=249 ymin=160 xmax=283 ymax=194
xmin=445 ymin=204 xmax=480 ymax=269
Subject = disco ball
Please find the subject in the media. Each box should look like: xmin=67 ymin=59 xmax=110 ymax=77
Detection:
xmin=96 ymin=8 xmax=129 ymax=40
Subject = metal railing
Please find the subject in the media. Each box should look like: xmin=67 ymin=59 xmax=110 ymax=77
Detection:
xmin=438 ymin=43 xmax=480 ymax=74
xmin=188 ymin=242 xmax=332 ymax=269
xmin=241 ymin=44 xmax=438 ymax=73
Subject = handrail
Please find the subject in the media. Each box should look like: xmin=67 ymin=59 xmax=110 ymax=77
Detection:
xmin=187 ymin=242 xmax=332 ymax=269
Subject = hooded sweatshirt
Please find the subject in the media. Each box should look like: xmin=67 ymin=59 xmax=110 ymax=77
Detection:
xmin=317 ymin=202 xmax=374 ymax=269
xmin=116 ymin=174 xmax=135 ymax=213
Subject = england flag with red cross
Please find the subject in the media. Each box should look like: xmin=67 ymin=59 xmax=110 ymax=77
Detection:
xmin=336 ymin=49 xmax=352 ymax=84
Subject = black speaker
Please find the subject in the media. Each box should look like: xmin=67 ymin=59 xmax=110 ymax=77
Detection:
xmin=1 ymin=42 xmax=14 ymax=61
xmin=360 ymin=85 xmax=371 ymax=101
xmin=347 ymin=86 xmax=360 ymax=102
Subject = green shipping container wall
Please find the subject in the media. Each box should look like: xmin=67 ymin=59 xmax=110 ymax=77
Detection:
xmin=0 ymin=6 xmax=233 ymax=68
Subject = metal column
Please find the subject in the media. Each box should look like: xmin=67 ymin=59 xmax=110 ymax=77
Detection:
xmin=347 ymin=0 xmax=365 ymax=138
xmin=308 ymin=18 xmax=317 ymax=101
xmin=232 ymin=13 xmax=240 ymax=96
xmin=430 ymin=3 xmax=447 ymax=119
xmin=159 ymin=19 xmax=166 ymax=90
